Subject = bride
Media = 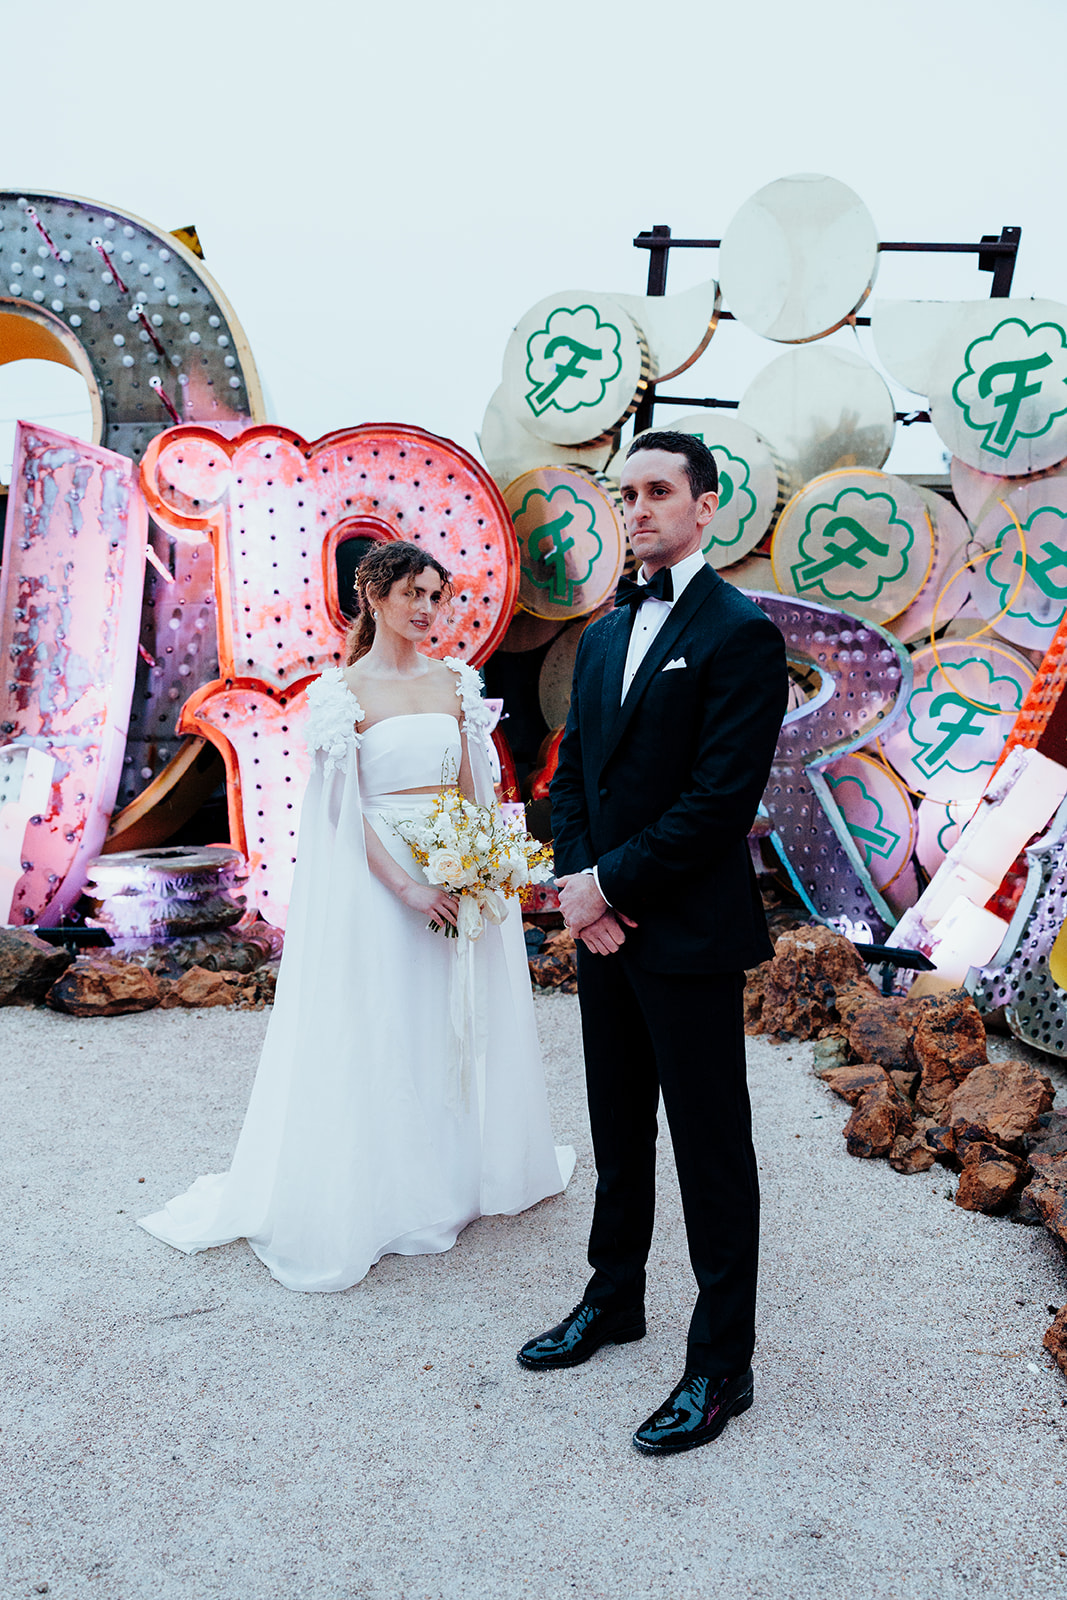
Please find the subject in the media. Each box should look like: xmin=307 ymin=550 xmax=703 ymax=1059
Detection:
xmin=140 ymin=540 xmax=573 ymax=1291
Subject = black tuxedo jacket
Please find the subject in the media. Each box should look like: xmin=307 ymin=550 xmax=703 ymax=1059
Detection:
xmin=551 ymin=564 xmax=788 ymax=974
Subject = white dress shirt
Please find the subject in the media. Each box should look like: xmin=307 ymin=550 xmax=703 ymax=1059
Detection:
xmin=620 ymin=547 xmax=707 ymax=700
xmin=586 ymin=547 xmax=707 ymax=905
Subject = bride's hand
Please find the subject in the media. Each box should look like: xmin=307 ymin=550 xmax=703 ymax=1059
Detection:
xmin=399 ymin=879 xmax=459 ymax=928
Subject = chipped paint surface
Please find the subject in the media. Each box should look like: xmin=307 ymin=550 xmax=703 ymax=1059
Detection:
xmin=0 ymin=424 xmax=147 ymax=925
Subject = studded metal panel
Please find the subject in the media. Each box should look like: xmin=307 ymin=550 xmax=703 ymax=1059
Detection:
xmin=0 ymin=423 xmax=147 ymax=925
xmin=140 ymin=424 xmax=520 ymax=680
xmin=970 ymin=797 xmax=1067 ymax=1057
xmin=748 ymin=592 xmax=912 ymax=942
xmin=0 ymin=189 xmax=264 ymax=807
xmin=179 ymin=678 xmax=312 ymax=925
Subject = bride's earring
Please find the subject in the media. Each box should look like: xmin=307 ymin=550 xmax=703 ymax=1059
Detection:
xmin=372 ymin=610 xmax=378 ymax=619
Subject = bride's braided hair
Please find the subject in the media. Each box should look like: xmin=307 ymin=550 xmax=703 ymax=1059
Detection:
xmin=344 ymin=540 xmax=453 ymax=665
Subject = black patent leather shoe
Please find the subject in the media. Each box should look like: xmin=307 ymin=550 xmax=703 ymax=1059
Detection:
xmin=517 ymin=1301 xmax=646 ymax=1370
xmin=632 ymin=1367 xmax=754 ymax=1455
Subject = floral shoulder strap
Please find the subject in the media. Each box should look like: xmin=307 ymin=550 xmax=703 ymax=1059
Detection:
xmin=304 ymin=666 xmax=364 ymax=775
xmin=444 ymin=656 xmax=492 ymax=737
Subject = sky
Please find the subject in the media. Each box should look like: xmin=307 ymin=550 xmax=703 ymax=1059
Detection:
xmin=2 ymin=0 xmax=1066 ymax=481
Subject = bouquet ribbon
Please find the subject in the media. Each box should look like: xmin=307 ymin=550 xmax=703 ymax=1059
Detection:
xmin=448 ymin=890 xmax=507 ymax=1115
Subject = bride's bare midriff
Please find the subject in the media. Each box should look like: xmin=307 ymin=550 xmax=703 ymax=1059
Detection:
xmin=386 ymin=783 xmax=461 ymax=796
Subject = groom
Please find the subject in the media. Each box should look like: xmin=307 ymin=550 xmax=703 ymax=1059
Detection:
xmin=517 ymin=430 xmax=788 ymax=1455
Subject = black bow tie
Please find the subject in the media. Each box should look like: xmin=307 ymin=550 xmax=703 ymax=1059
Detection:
xmin=614 ymin=568 xmax=674 ymax=608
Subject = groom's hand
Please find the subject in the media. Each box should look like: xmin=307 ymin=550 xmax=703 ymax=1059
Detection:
xmin=557 ymin=872 xmax=608 ymax=933
xmin=577 ymin=910 xmax=638 ymax=955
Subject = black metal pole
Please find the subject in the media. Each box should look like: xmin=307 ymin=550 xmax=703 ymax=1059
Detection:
xmin=979 ymin=226 xmax=1022 ymax=297
xmin=631 ymin=225 xmax=671 ymax=434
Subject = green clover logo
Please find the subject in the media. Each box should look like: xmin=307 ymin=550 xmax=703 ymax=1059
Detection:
xmin=790 ymin=487 xmax=913 ymax=604
xmin=986 ymin=505 xmax=1067 ymax=626
xmin=513 ymin=484 xmax=602 ymax=609
xmin=524 ymin=305 xmax=623 ymax=417
xmin=826 ymin=772 xmax=901 ymax=868
xmin=698 ymin=444 xmax=756 ymax=554
xmin=952 ymin=317 xmax=1067 ymax=461
xmin=906 ymin=658 xmax=1024 ymax=780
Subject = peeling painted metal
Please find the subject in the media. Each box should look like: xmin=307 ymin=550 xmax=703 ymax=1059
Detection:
xmin=0 ymin=423 xmax=147 ymax=925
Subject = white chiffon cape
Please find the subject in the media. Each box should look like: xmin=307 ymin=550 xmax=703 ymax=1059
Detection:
xmin=139 ymin=660 xmax=573 ymax=1292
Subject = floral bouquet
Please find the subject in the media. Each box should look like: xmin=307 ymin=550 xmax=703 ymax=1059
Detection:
xmin=393 ymin=791 xmax=554 ymax=940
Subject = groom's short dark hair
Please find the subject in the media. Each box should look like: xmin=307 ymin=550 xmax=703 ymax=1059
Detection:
xmin=626 ymin=429 xmax=718 ymax=500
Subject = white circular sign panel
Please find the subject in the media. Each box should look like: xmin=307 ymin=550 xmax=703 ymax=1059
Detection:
xmin=720 ymin=174 xmax=879 ymax=344
xmin=739 ymin=346 xmax=896 ymax=495
xmin=771 ymin=468 xmax=933 ymax=625
xmin=880 ymin=641 xmax=1034 ymax=804
xmin=502 ymin=292 xmax=649 ymax=448
xmin=930 ymin=300 xmax=1067 ymax=477
xmin=968 ymin=472 xmax=1067 ymax=651
xmin=886 ymin=486 xmax=973 ymax=646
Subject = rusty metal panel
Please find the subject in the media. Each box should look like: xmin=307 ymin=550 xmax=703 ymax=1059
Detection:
xmin=0 ymin=423 xmax=147 ymax=924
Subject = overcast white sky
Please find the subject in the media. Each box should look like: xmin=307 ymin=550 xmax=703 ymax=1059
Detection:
xmin=3 ymin=0 xmax=1066 ymax=479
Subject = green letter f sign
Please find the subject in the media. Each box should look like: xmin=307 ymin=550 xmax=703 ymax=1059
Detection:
xmin=527 ymin=336 xmax=604 ymax=414
xmin=978 ymin=353 xmax=1053 ymax=451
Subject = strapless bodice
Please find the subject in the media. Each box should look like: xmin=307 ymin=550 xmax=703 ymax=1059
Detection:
xmin=358 ymin=712 xmax=462 ymax=798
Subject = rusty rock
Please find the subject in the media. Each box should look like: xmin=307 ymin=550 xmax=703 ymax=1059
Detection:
xmin=821 ymin=1064 xmax=894 ymax=1104
xmin=0 ymin=929 xmax=75 ymax=1006
xmin=529 ymin=928 xmax=577 ymax=991
xmin=955 ymin=1149 xmax=1027 ymax=1213
xmin=743 ymin=962 xmax=769 ymax=1035
xmin=959 ymin=1137 xmax=1025 ymax=1172
xmin=1022 ymin=1151 xmax=1067 ymax=1249
xmin=761 ymin=926 xmax=877 ymax=1040
xmin=924 ymin=1125 xmax=958 ymax=1165
xmin=889 ymin=1128 xmax=937 ymax=1174
xmin=945 ymin=1058 xmax=1055 ymax=1154
xmin=847 ymin=1003 xmax=911 ymax=1071
xmin=242 ymin=960 xmax=278 ymax=1006
xmin=46 ymin=959 xmax=160 ymax=1017
xmin=903 ymin=990 xmax=987 ymax=1120
xmin=924 ymin=1121 xmax=994 ymax=1171
xmin=159 ymin=964 xmax=236 ymax=1009
xmin=844 ymin=1079 xmax=912 ymax=1159
xmin=890 ymin=1069 xmax=920 ymax=1102
xmin=834 ymin=978 xmax=887 ymax=1030
xmin=1024 ymin=1109 xmax=1067 ymax=1159
xmin=1043 ymin=1305 xmax=1067 ymax=1378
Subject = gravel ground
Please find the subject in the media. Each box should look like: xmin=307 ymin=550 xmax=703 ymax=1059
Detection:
xmin=2 ymin=994 xmax=1066 ymax=1600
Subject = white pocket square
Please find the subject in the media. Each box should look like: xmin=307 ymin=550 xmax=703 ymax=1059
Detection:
xmin=661 ymin=657 xmax=687 ymax=671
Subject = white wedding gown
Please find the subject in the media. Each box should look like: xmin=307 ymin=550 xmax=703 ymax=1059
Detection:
xmin=140 ymin=660 xmax=573 ymax=1292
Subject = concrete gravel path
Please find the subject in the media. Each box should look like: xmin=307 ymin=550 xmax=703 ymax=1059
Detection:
xmin=2 ymin=995 xmax=1066 ymax=1600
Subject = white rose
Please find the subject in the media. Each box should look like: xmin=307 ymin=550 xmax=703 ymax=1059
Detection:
xmin=473 ymin=831 xmax=491 ymax=856
xmin=426 ymin=848 xmax=463 ymax=885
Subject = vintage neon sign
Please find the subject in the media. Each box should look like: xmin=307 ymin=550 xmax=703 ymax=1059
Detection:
xmin=140 ymin=423 xmax=520 ymax=922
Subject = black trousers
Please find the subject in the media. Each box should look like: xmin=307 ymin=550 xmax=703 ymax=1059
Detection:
xmin=576 ymin=945 xmax=759 ymax=1379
